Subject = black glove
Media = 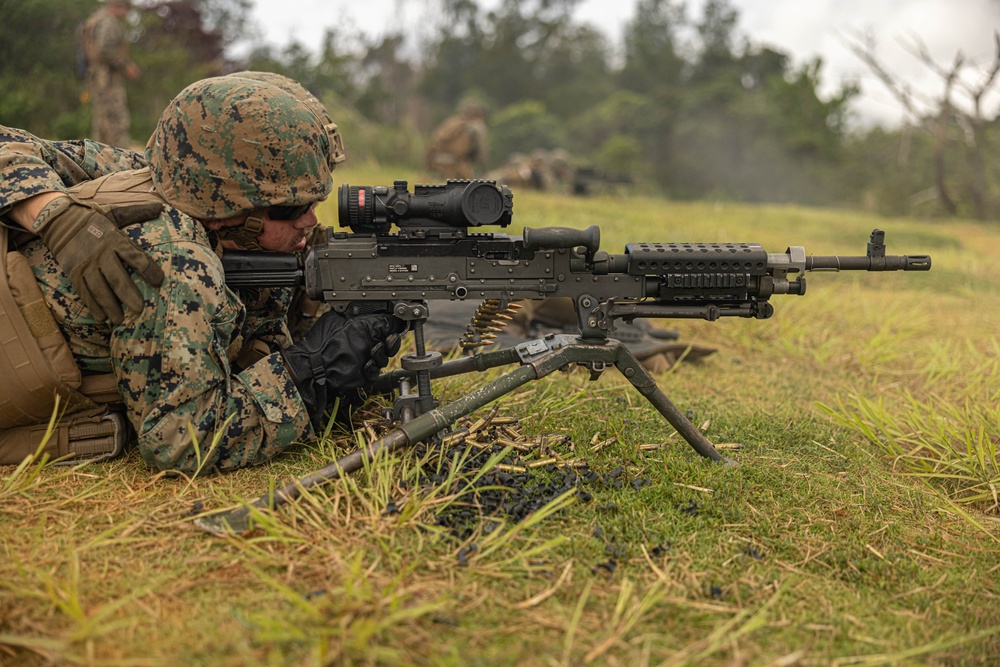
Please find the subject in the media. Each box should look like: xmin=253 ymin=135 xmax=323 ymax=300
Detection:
xmin=332 ymin=330 xmax=405 ymax=421
xmin=281 ymin=310 xmax=406 ymax=429
xmin=33 ymin=196 xmax=165 ymax=325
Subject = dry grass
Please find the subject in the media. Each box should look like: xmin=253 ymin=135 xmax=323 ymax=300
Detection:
xmin=2 ymin=175 xmax=999 ymax=665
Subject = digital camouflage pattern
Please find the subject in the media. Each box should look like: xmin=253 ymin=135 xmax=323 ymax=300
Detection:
xmin=0 ymin=126 xmax=145 ymax=212
xmin=145 ymin=76 xmax=337 ymax=220
xmin=16 ymin=168 xmax=312 ymax=473
xmin=226 ymin=71 xmax=341 ymax=138
xmin=0 ymin=73 xmax=345 ymax=473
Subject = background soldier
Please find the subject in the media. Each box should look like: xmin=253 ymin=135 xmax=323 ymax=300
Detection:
xmin=488 ymin=148 xmax=575 ymax=191
xmin=81 ymin=0 xmax=141 ymax=147
xmin=424 ymin=100 xmax=489 ymax=179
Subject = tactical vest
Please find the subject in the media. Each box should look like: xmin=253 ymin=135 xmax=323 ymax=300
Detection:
xmin=0 ymin=169 xmax=164 ymax=466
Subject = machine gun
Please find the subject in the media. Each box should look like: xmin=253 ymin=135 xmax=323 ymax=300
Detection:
xmin=195 ymin=179 xmax=931 ymax=534
xmin=570 ymin=166 xmax=634 ymax=196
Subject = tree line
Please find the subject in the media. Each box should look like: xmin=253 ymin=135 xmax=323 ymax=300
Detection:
xmin=2 ymin=0 xmax=997 ymax=220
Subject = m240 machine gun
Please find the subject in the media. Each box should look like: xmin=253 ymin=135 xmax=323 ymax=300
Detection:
xmin=196 ymin=179 xmax=931 ymax=534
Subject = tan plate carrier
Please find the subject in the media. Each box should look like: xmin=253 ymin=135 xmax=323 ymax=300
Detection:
xmin=0 ymin=225 xmax=129 ymax=466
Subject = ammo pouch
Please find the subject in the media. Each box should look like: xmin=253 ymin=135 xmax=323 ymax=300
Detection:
xmin=0 ymin=225 xmax=130 ymax=465
xmin=0 ymin=410 xmax=129 ymax=466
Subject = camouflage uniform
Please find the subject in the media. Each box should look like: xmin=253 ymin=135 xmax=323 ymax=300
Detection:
xmin=485 ymin=152 xmax=539 ymax=190
xmin=487 ymin=149 xmax=574 ymax=192
xmin=424 ymin=102 xmax=489 ymax=180
xmin=0 ymin=127 xmax=311 ymax=474
xmin=81 ymin=3 xmax=135 ymax=148
xmin=0 ymin=75 xmax=340 ymax=474
xmin=0 ymin=126 xmax=144 ymax=206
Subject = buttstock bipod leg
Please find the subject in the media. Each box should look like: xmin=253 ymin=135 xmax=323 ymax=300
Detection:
xmin=193 ymin=364 xmax=539 ymax=535
xmin=193 ymin=334 xmax=731 ymax=535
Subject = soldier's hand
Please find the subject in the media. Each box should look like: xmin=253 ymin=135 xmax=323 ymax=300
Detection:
xmin=32 ymin=196 xmax=164 ymax=325
xmin=280 ymin=310 xmax=407 ymax=429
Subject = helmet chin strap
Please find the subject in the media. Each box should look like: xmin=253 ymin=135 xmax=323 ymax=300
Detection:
xmin=216 ymin=214 xmax=265 ymax=250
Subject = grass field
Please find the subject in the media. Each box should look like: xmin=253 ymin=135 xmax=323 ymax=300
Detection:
xmin=2 ymin=168 xmax=998 ymax=666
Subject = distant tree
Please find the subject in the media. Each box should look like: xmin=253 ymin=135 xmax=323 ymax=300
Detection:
xmin=762 ymin=56 xmax=856 ymax=159
xmin=418 ymin=0 xmax=593 ymax=127
xmin=533 ymin=23 xmax=614 ymax=121
xmin=193 ymin=0 xmax=254 ymax=48
xmin=692 ymin=0 xmax=741 ymax=81
xmin=613 ymin=0 xmax=689 ymax=184
xmin=490 ymin=100 xmax=568 ymax=162
xmin=565 ymin=91 xmax=657 ymax=177
xmin=665 ymin=0 xmax=855 ymax=204
xmin=0 ymin=0 xmax=97 ymax=137
xmin=418 ymin=0 xmax=489 ymax=117
xmin=846 ymin=31 xmax=1000 ymax=219
xmin=130 ymin=1 xmax=238 ymax=140
xmin=355 ymin=34 xmax=416 ymax=125
xmin=246 ymin=30 xmax=358 ymax=102
xmin=619 ymin=0 xmax=686 ymax=93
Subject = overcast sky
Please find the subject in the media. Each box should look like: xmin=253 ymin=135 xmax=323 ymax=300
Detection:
xmin=249 ymin=0 xmax=1000 ymax=128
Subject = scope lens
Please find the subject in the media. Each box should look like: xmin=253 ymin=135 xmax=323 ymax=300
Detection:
xmin=338 ymin=184 xmax=372 ymax=229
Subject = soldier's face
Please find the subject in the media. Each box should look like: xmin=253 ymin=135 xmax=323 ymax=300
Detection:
xmin=258 ymin=205 xmax=320 ymax=253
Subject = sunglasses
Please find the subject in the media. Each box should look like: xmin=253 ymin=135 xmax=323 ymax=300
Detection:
xmin=268 ymin=202 xmax=315 ymax=220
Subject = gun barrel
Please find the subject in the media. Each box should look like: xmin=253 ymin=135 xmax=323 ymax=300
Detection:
xmin=805 ymin=254 xmax=931 ymax=271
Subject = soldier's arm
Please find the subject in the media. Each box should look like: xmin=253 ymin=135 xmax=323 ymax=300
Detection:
xmin=111 ymin=238 xmax=313 ymax=474
xmin=236 ymin=285 xmax=298 ymax=358
xmin=0 ymin=126 xmax=161 ymax=323
xmin=0 ymin=125 xmax=145 ymax=220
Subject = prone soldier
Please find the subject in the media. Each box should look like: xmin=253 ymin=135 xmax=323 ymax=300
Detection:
xmin=0 ymin=73 xmax=404 ymax=473
xmin=487 ymin=148 xmax=574 ymax=192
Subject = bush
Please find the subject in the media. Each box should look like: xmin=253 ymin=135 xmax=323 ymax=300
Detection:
xmin=489 ymin=101 xmax=568 ymax=166
xmin=594 ymin=134 xmax=645 ymax=174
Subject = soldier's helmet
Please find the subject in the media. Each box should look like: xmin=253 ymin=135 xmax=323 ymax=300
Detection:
xmin=224 ymin=71 xmax=343 ymax=140
xmin=548 ymin=148 xmax=573 ymax=179
xmin=146 ymin=74 xmax=342 ymax=220
xmin=458 ymin=99 xmax=487 ymax=119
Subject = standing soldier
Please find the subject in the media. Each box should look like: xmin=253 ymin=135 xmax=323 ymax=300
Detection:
xmin=81 ymin=0 xmax=140 ymax=148
xmin=424 ymin=100 xmax=489 ymax=180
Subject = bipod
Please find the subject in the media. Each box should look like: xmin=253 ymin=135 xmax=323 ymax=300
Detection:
xmin=193 ymin=333 xmax=733 ymax=536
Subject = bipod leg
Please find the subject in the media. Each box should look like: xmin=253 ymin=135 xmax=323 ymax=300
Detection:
xmin=373 ymin=345 xmax=524 ymax=394
xmin=193 ymin=364 xmax=540 ymax=536
xmin=192 ymin=336 xmax=733 ymax=536
xmin=609 ymin=340 xmax=735 ymax=465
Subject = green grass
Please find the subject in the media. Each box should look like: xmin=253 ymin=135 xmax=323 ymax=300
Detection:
xmin=2 ymin=169 xmax=999 ymax=665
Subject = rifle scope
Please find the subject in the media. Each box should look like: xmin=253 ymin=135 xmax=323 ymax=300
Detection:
xmin=338 ymin=179 xmax=513 ymax=235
